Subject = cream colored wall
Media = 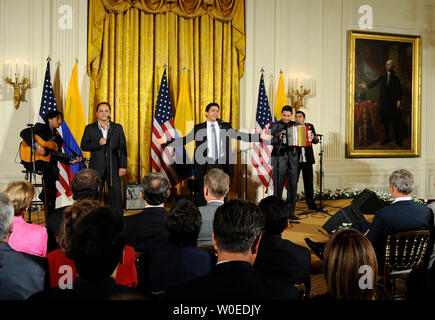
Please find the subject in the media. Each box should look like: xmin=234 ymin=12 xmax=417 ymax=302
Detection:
xmin=241 ymin=0 xmax=435 ymax=201
xmin=0 ymin=0 xmax=89 ymax=190
xmin=0 ymin=0 xmax=434 ymax=201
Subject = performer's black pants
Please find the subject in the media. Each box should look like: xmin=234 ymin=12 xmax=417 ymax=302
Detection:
xmin=101 ymin=168 xmax=123 ymax=215
xmin=272 ymin=149 xmax=299 ymax=217
xmin=23 ymin=160 xmax=58 ymax=216
xmin=297 ymin=162 xmax=316 ymax=206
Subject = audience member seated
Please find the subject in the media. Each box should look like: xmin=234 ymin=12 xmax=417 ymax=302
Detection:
xmin=254 ymin=195 xmax=311 ymax=292
xmin=46 ymin=199 xmax=137 ymax=288
xmin=305 ymin=169 xmax=432 ymax=267
xmin=30 ymin=207 xmax=141 ymax=300
xmin=138 ymin=199 xmax=211 ymax=293
xmin=165 ymin=199 xmax=298 ymax=301
xmin=0 ymin=193 xmax=47 ymax=299
xmin=366 ymin=169 xmax=432 ymax=268
xmin=125 ymin=172 xmax=169 ymax=252
xmin=311 ymin=229 xmax=389 ymax=300
xmin=3 ymin=180 xmax=48 ymax=256
xmin=197 ymin=168 xmax=229 ymax=246
xmin=46 ymin=168 xmax=101 ymax=253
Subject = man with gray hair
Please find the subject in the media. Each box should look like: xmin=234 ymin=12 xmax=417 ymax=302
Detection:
xmin=366 ymin=169 xmax=431 ymax=266
xmin=0 ymin=193 xmax=47 ymax=299
xmin=166 ymin=199 xmax=298 ymax=300
xmin=197 ymin=168 xmax=230 ymax=246
xmin=124 ymin=172 xmax=170 ymax=252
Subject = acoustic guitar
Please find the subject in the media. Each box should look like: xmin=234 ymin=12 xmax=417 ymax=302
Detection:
xmin=20 ymin=134 xmax=88 ymax=164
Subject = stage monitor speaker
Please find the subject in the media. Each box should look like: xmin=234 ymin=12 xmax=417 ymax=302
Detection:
xmin=351 ymin=189 xmax=384 ymax=214
xmin=322 ymin=205 xmax=366 ymax=234
xmin=125 ymin=184 xmax=145 ymax=210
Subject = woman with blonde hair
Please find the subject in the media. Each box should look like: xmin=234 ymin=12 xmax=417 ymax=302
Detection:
xmin=3 ymin=180 xmax=48 ymax=256
xmin=313 ymin=228 xmax=388 ymax=300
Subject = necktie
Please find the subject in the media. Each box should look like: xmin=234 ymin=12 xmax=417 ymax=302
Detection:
xmin=387 ymin=73 xmax=390 ymax=86
xmin=211 ymin=123 xmax=218 ymax=160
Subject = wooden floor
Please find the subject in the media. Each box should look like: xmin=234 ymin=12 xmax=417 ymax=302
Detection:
xmin=26 ymin=199 xmax=371 ymax=298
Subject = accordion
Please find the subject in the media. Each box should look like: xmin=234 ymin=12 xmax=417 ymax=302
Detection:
xmin=284 ymin=125 xmax=312 ymax=147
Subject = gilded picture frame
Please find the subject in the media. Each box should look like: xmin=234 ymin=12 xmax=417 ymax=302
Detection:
xmin=346 ymin=30 xmax=421 ymax=158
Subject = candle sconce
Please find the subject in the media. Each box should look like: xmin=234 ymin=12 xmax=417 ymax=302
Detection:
xmin=3 ymin=60 xmax=31 ymax=109
xmin=288 ymin=74 xmax=315 ymax=111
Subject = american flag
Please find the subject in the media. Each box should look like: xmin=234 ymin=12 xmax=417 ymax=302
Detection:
xmin=151 ymin=69 xmax=179 ymax=186
xmin=38 ymin=60 xmax=74 ymax=205
xmin=251 ymin=73 xmax=273 ymax=187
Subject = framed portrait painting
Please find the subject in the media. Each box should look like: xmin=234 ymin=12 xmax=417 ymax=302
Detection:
xmin=346 ymin=31 xmax=421 ymax=157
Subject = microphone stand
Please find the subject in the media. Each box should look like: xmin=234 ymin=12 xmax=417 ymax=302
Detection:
xmin=108 ymin=120 xmax=113 ymax=189
xmin=237 ymin=145 xmax=255 ymax=200
xmin=28 ymin=123 xmax=37 ymax=223
xmin=317 ymin=135 xmax=330 ymax=215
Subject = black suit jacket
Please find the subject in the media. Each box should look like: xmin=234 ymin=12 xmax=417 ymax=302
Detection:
xmin=254 ymin=233 xmax=311 ymax=289
xmin=80 ymin=122 xmax=127 ymax=177
xmin=165 ymin=260 xmax=298 ymax=301
xmin=366 ymin=200 xmax=431 ymax=265
xmin=367 ymin=70 xmax=402 ymax=123
xmin=166 ymin=119 xmax=259 ymax=179
xmin=138 ymin=244 xmax=212 ymax=292
xmin=124 ymin=206 xmax=168 ymax=252
xmin=20 ymin=123 xmax=69 ymax=166
xmin=0 ymin=242 xmax=48 ymax=300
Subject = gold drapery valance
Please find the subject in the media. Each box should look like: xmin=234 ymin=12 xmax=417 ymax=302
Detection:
xmin=87 ymin=0 xmax=245 ymax=197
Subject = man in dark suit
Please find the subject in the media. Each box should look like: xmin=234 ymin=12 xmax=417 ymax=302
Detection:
xmin=359 ymin=59 xmax=403 ymax=146
xmin=165 ymin=199 xmax=298 ymax=301
xmin=366 ymin=169 xmax=431 ymax=266
xmin=254 ymin=196 xmax=311 ymax=295
xmin=0 ymin=193 xmax=47 ymax=300
xmin=295 ymin=110 xmax=319 ymax=210
xmin=137 ymin=199 xmax=211 ymax=293
xmin=269 ymin=105 xmax=299 ymax=219
xmin=124 ymin=172 xmax=169 ymax=252
xmin=81 ymin=102 xmax=127 ymax=213
xmin=20 ymin=110 xmax=81 ymax=215
xmin=197 ymin=168 xmax=230 ymax=246
xmin=155 ymin=102 xmax=271 ymax=204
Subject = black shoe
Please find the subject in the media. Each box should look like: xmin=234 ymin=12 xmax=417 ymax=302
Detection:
xmin=304 ymin=238 xmax=326 ymax=260
xmin=38 ymin=191 xmax=45 ymax=202
xmin=307 ymin=203 xmax=318 ymax=211
xmin=289 ymin=215 xmax=300 ymax=221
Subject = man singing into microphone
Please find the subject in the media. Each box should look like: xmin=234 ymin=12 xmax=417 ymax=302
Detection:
xmin=81 ymin=102 xmax=127 ymax=213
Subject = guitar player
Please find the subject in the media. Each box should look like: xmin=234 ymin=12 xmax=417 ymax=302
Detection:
xmin=20 ymin=110 xmax=82 ymax=216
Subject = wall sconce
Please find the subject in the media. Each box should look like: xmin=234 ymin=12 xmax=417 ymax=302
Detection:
xmin=3 ymin=59 xmax=31 ymax=109
xmin=288 ymin=74 xmax=315 ymax=111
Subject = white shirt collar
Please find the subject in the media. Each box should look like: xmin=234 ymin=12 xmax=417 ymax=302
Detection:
xmin=392 ymin=196 xmax=412 ymax=204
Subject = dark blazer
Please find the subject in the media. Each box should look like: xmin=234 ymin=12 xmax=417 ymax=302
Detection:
xmin=165 ymin=260 xmax=299 ymax=301
xmin=366 ymin=200 xmax=431 ymax=265
xmin=0 ymin=242 xmax=48 ymax=300
xmin=137 ymin=244 xmax=212 ymax=292
xmin=166 ymin=119 xmax=259 ymax=179
xmin=299 ymin=122 xmax=318 ymax=164
xmin=20 ymin=122 xmax=69 ymax=166
xmin=29 ymin=277 xmax=141 ymax=300
xmin=124 ymin=206 xmax=168 ymax=252
xmin=80 ymin=121 xmax=127 ymax=177
xmin=46 ymin=206 xmax=67 ymax=253
xmin=269 ymin=120 xmax=299 ymax=156
xmin=367 ymin=70 xmax=402 ymax=123
xmin=254 ymin=233 xmax=311 ymax=289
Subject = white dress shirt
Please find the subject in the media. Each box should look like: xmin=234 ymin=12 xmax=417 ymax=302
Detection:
xmin=98 ymin=121 xmax=110 ymax=138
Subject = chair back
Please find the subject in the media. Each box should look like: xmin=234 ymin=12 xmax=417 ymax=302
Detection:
xmin=384 ymin=230 xmax=430 ymax=275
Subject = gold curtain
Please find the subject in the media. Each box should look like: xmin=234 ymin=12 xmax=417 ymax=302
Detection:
xmin=87 ymin=0 xmax=245 ymax=197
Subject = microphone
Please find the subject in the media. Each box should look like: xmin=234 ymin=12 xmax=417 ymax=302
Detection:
xmin=316 ymin=134 xmax=323 ymax=137
xmin=26 ymin=123 xmax=35 ymax=127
